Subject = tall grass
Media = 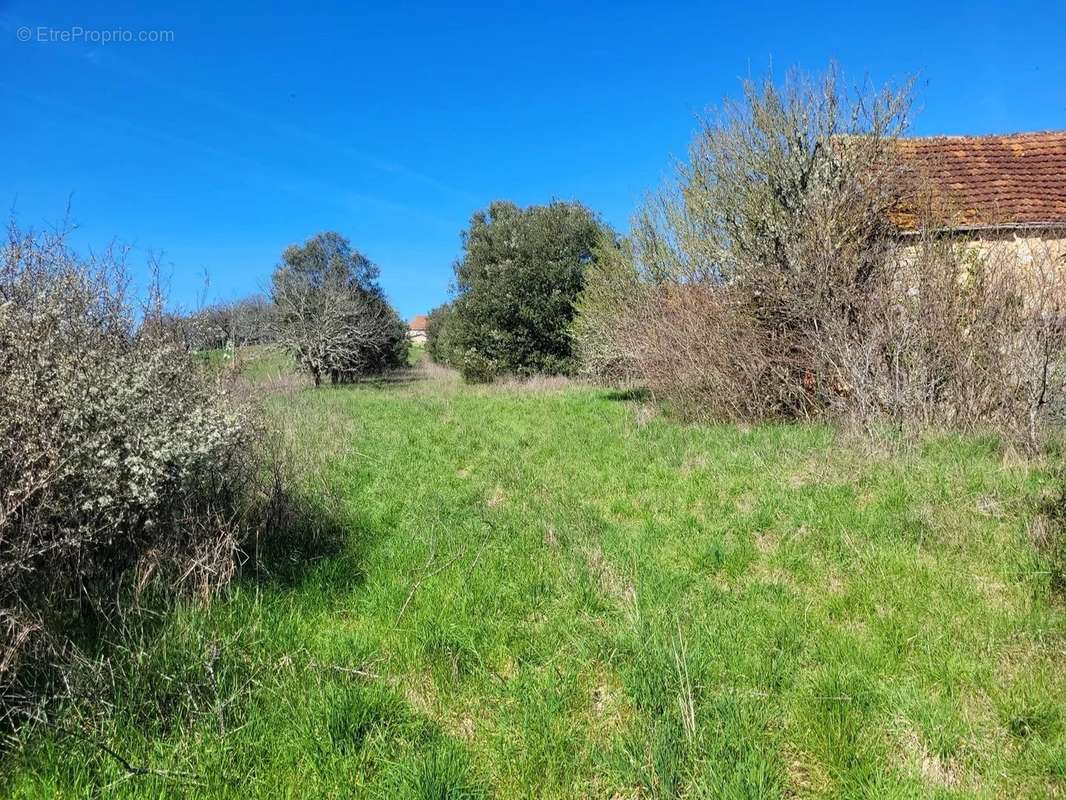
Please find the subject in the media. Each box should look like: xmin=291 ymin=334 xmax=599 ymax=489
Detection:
xmin=4 ymin=355 xmax=1065 ymax=798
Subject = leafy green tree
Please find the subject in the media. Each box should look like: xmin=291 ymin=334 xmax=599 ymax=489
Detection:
xmin=271 ymin=232 xmax=407 ymax=385
xmin=425 ymin=301 xmax=458 ymax=365
xmin=443 ymin=200 xmax=611 ymax=381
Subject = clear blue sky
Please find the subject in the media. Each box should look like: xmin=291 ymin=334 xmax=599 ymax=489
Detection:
xmin=3 ymin=1 xmax=1065 ymax=319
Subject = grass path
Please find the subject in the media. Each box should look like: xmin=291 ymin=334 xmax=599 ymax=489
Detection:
xmin=6 ymin=361 xmax=1066 ymax=798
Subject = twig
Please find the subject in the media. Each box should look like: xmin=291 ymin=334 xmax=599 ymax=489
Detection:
xmin=61 ymin=726 xmax=205 ymax=787
xmin=306 ymin=660 xmax=381 ymax=679
xmin=396 ymin=544 xmax=469 ymax=623
xmin=395 ymin=516 xmax=498 ymax=624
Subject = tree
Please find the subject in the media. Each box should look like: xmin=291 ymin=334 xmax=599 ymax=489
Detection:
xmin=574 ymin=66 xmax=916 ymax=419
xmin=271 ymin=232 xmax=407 ymax=385
xmin=177 ymin=294 xmax=276 ymax=352
xmin=442 ymin=200 xmax=611 ymax=381
xmin=425 ymin=301 xmax=458 ymax=366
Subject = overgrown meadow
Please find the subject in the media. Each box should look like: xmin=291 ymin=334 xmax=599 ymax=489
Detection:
xmin=6 ymin=351 xmax=1064 ymax=798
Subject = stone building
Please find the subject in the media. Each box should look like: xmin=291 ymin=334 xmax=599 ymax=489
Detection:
xmin=408 ymin=314 xmax=428 ymax=344
xmin=893 ymin=131 xmax=1066 ymax=263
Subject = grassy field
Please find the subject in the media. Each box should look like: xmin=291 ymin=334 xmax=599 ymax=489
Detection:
xmin=5 ymin=356 xmax=1066 ymax=798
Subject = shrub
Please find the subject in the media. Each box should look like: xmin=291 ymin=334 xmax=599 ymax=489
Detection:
xmin=425 ymin=301 xmax=459 ymax=366
xmin=271 ymin=232 xmax=408 ymax=385
xmin=574 ymin=66 xmax=911 ymax=415
xmin=589 ymin=280 xmax=780 ymax=420
xmin=838 ymin=233 xmax=1066 ymax=442
xmin=573 ymin=66 xmax=1066 ymax=446
xmin=0 ymin=225 xmax=268 ymax=729
xmin=441 ymin=200 xmax=611 ymax=381
xmin=182 ymin=294 xmax=276 ymax=351
xmin=569 ymin=237 xmax=644 ymax=383
xmin=456 ymin=347 xmax=498 ymax=384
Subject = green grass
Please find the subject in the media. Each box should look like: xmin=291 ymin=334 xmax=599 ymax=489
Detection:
xmin=235 ymin=344 xmax=295 ymax=381
xmin=5 ymin=358 xmax=1066 ymax=798
xmin=195 ymin=344 xmax=295 ymax=381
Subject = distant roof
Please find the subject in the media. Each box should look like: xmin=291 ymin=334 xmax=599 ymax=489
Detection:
xmin=409 ymin=314 xmax=428 ymax=331
xmin=893 ymin=131 xmax=1066 ymax=230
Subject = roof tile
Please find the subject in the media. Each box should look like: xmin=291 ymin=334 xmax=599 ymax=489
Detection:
xmin=894 ymin=131 xmax=1066 ymax=228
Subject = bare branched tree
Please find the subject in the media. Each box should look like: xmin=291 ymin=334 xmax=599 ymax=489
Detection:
xmin=270 ymin=232 xmax=407 ymax=385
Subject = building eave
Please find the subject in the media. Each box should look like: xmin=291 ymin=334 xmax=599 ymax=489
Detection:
xmin=897 ymin=221 xmax=1066 ymax=237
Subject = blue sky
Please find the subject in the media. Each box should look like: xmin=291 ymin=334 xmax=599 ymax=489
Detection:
xmin=2 ymin=1 xmax=1065 ymax=319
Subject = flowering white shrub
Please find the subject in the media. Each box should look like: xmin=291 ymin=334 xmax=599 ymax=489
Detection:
xmin=0 ymin=225 xmax=263 ymax=724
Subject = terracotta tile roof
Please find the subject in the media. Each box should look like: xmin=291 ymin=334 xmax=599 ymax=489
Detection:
xmin=408 ymin=314 xmax=428 ymax=331
xmin=893 ymin=131 xmax=1066 ymax=230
